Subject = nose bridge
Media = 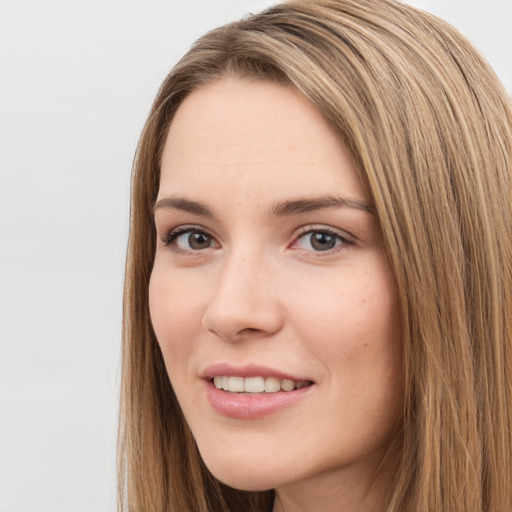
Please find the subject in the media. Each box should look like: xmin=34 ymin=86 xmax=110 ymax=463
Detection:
xmin=202 ymin=243 xmax=282 ymax=341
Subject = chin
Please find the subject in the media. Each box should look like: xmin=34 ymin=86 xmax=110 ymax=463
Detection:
xmin=201 ymin=453 xmax=280 ymax=492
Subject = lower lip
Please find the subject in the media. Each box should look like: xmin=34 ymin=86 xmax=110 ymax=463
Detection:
xmin=205 ymin=380 xmax=313 ymax=419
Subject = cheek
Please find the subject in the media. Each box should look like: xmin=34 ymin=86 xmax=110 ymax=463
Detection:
xmin=148 ymin=267 xmax=202 ymax=369
xmin=292 ymin=269 xmax=398 ymax=343
xmin=291 ymin=267 xmax=402 ymax=392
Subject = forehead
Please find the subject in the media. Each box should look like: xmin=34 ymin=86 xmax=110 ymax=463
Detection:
xmin=159 ymin=77 xmax=366 ymax=204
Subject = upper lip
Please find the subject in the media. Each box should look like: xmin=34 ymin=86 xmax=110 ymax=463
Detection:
xmin=202 ymin=363 xmax=313 ymax=383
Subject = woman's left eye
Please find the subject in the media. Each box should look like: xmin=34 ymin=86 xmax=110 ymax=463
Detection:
xmin=293 ymin=229 xmax=348 ymax=252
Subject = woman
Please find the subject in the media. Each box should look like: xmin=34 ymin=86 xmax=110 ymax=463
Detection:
xmin=118 ymin=1 xmax=512 ymax=511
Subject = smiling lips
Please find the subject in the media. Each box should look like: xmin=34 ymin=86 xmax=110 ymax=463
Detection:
xmin=205 ymin=368 xmax=314 ymax=419
xmin=213 ymin=375 xmax=311 ymax=393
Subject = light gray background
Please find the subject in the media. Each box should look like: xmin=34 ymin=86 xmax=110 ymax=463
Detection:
xmin=0 ymin=1 xmax=510 ymax=511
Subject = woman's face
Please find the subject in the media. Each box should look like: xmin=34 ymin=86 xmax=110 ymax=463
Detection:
xmin=149 ymin=78 xmax=403 ymax=504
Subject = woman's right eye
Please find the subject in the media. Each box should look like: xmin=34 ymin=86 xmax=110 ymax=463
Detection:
xmin=163 ymin=227 xmax=217 ymax=252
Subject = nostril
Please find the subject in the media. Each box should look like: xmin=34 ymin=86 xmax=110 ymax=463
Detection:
xmin=202 ymin=289 xmax=284 ymax=342
xmin=239 ymin=327 xmax=260 ymax=335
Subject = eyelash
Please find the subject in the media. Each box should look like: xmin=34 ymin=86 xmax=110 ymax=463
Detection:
xmin=161 ymin=225 xmax=213 ymax=251
xmin=160 ymin=225 xmax=352 ymax=254
xmin=292 ymin=226 xmax=352 ymax=254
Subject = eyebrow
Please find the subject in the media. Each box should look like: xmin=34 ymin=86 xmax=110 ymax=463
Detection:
xmin=153 ymin=196 xmax=214 ymax=217
xmin=153 ymin=194 xmax=374 ymax=217
xmin=270 ymin=195 xmax=374 ymax=216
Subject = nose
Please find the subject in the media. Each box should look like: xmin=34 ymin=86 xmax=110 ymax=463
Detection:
xmin=201 ymin=251 xmax=284 ymax=342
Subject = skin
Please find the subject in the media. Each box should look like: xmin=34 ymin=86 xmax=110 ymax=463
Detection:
xmin=149 ymin=77 xmax=403 ymax=512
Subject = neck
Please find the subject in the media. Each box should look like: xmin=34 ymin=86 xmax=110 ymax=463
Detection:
xmin=271 ymin=451 xmax=398 ymax=512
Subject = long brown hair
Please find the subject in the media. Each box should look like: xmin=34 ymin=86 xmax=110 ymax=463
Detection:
xmin=119 ymin=1 xmax=512 ymax=510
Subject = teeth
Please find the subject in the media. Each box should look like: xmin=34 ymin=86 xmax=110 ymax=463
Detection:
xmin=280 ymin=379 xmax=295 ymax=391
xmin=213 ymin=376 xmax=309 ymax=393
xmin=228 ymin=376 xmax=245 ymax=393
xmin=245 ymin=376 xmax=265 ymax=393
xmin=264 ymin=377 xmax=281 ymax=393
